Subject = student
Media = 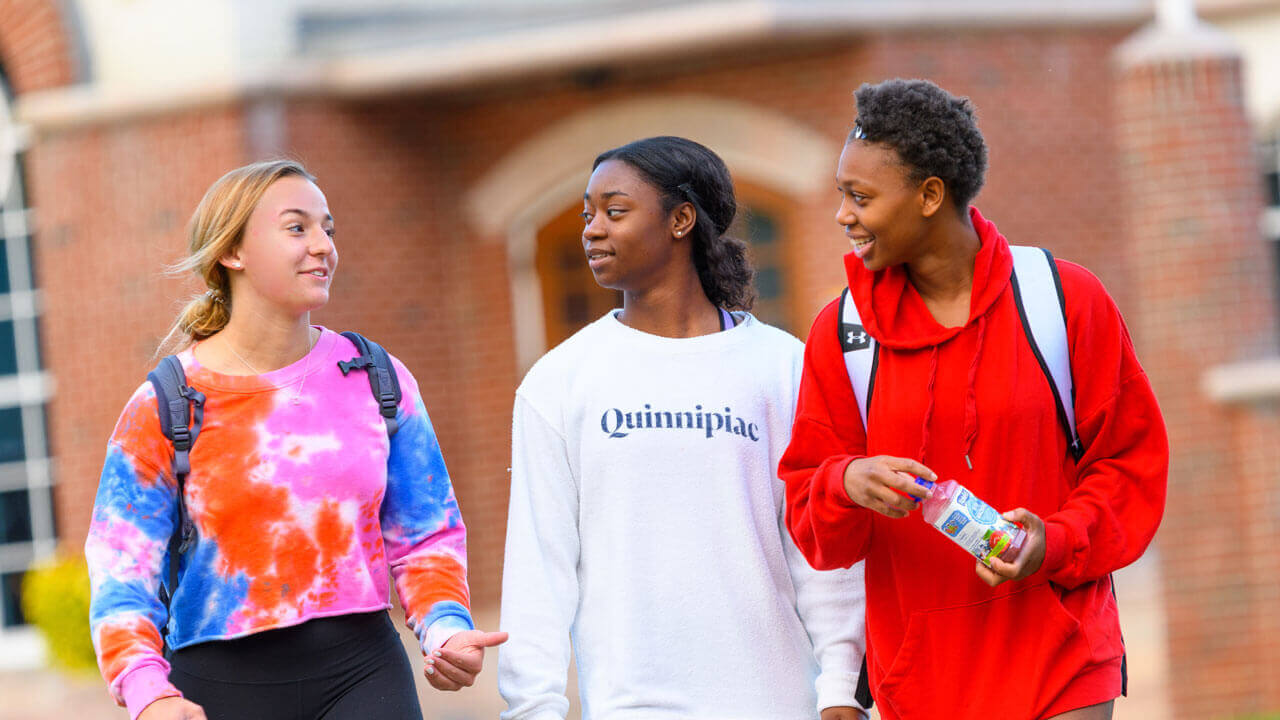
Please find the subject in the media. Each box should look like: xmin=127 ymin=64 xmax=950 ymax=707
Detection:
xmin=780 ymin=79 xmax=1169 ymax=720
xmin=498 ymin=136 xmax=868 ymax=720
xmin=85 ymin=160 xmax=505 ymax=720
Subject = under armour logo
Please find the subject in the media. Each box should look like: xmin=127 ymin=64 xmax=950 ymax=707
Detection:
xmin=841 ymin=323 xmax=871 ymax=351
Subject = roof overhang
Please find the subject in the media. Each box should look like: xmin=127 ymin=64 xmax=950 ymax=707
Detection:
xmin=17 ymin=0 xmax=1151 ymax=132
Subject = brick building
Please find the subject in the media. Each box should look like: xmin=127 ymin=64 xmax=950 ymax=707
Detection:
xmin=1 ymin=1 xmax=1278 ymax=718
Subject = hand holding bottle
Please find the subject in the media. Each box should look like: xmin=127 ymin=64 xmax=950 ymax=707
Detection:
xmin=841 ymin=455 xmax=937 ymax=518
xmin=973 ymin=508 xmax=1047 ymax=587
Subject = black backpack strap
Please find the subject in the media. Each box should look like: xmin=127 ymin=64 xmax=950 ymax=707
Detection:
xmin=146 ymin=355 xmax=205 ymax=611
xmin=855 ymin=655 xmax=874 ymax=709
xmin=338 ymin=331 xmax=402 ymax=437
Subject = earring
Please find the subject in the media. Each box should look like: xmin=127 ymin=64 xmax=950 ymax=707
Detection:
xmin=675 ymin=231 xmax=684 ymax=237
xmin=230 ymin=262 xmax=242 ymax=269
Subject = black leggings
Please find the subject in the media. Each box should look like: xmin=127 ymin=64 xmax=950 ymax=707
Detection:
xmin=167 ymin=611 xmax=423 ymax=720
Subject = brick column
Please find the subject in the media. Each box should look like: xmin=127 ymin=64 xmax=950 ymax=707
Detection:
xmin=1114 ymin=12 xmax=1277 ymax=718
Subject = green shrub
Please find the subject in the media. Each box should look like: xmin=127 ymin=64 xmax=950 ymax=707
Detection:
xmin=22 ymin=554 xmax=97 ymax=672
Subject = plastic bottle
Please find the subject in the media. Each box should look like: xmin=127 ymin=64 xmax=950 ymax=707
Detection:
xmin=914 ymin=478 xmax=1025 ymax=566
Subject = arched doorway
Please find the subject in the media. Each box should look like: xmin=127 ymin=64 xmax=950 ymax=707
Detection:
xmin=465 ymin=94 xmax=837 ymax=369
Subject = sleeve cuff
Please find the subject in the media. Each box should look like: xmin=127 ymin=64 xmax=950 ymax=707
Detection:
xmin=1041 ymin=520 xmax=1069 ymax=576
xmin=516 ymin=712 xmax=568 ymax=720
xmin=423 ymin=612 xmax=475 ymax=655
xmin=824 ymin=456 xmax=860 ymax=510
xmin=816 ymin=671 xmax=866 ymax=712
xmin=120 ymin=661 xmax=181 ymax=720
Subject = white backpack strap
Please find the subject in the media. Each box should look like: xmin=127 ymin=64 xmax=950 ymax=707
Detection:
xmin=839 ymin=288 xmax=878 ymax=430
xmin=1009 ymin=245 xmax=1082 ymax=460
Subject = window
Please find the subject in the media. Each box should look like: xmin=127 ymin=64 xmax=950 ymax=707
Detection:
xmin=1263 ymin=132 xmax=1280 ymax=321
xmin=732 ymin=186 xmax=793 ymax=335
xmin=0 ymin=70 xmax=56 ymax=664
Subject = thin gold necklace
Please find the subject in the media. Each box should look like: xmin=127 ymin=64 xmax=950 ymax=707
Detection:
xmin=224 ymin=329 xmax=317 ymax=405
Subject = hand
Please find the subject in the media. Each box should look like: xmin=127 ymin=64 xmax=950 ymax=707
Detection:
xmin=424 ymin=629 xmax=509 ymax=691
xmin=137 ymin=696 xmax=206 ymax=720
xmin=975 ymin=507 xmax=1046 ymax=587
xmin=821 ymin=706 xmax=868 ymax=720
xmin=842 ymin=455 xmax=937 ymax=518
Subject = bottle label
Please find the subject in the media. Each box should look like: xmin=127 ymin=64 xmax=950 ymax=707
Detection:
xmin=928 ymin=488 xmax=1018 ymax=565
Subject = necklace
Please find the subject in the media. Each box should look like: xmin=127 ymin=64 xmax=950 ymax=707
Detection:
xmin=224 ymin=329 xmax=317 ymax=405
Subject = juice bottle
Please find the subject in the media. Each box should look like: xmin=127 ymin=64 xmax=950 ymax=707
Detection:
xmin=914 ymin=478 xmax=1025 ymax=566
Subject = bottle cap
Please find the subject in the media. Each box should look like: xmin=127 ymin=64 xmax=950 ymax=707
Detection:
xmin=909 ymin=476 xmax=935 ymax=501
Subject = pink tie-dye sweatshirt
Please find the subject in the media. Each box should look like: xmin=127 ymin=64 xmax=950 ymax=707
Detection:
xmin=85 ymin=328 xmax=472 ymax=719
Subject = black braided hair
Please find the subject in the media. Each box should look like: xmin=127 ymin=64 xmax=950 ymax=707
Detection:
xmin=593 ymin=136 xmax=755 ymax=310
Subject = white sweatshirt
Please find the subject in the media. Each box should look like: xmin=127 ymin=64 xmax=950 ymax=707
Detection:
xmin=498 ymin=311 xmax=867 ymax=720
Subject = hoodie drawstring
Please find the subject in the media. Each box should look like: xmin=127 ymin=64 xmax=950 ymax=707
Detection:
xmin=917 ymin=314 xmax=986 ymax=471
xmin=961 ymin=315 xmax=987 ymax=470
xmin=917 ymin=347 xmax=939 ymax=464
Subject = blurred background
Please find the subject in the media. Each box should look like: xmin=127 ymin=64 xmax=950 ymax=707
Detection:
xmin=1 ymin=0 xmax=1278 ymax=718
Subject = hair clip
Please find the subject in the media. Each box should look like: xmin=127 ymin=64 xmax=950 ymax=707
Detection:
xmin=204 ymin=289 xmax=226 ymax=305
xmin=852 ymin=122 xmax=867 ymax=140
xmin=676 ymin=182 xmax=703 ymax=208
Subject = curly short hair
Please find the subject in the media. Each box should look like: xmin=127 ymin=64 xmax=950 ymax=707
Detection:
xmin=851 ymin=78 xmax=988 ymax=209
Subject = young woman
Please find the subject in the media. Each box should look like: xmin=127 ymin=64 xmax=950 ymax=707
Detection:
xmin=85 ymin=160 xmax=504 ymax=720
xmin=498 ymin=136 xmax=868 ymax=720
xmin=780 ymin=79 xmax=1169 ymax=720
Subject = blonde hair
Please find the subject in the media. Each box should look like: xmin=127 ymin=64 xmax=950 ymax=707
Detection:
xmin=158 ymin=160 xmax=317 ymax=354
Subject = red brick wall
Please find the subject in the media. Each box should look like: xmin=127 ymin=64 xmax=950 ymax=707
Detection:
xmin=1116 ymin=53 xmax=1276 ymax=718
xmin=0 ymin=0 xmax=73 ymax=92
xmin=1231 ymin=404 xmax=1280 ymax=712
xmin=28 ymin=108 xmax=249 ymax=556
xmin=285 ymin=99 xmax=519 ymax=609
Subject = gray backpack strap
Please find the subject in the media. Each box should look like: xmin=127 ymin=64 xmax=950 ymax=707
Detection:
xmin=1009 ymin=245 xmax=1082 ymax=461
xmin=838 ymin=288 xmax=878 ymax=430
xmin=146 ymin=355 xmax=205 ymax=614
xmin=338 ymin=331 xmax=402 ymax=437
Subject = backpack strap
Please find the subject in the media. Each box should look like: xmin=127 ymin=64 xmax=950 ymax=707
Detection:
xmin=837 ymin=247 xmax=1082 ymax=461
xmin=338 ymin=331 xmax=402 ymax=437
xmin=1009 ymin=245 xmax=1083 ymax=461
xmin=146 ymin=355 xmax=205 ymax=612
xmin=839 ymin=287 xmax=879 ymax=430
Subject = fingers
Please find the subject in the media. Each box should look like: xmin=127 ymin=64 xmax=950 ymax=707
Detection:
xmin=867 ymin=482 xmax=915 ymax=518
xmin=467 ymin=630 xmax=509 ymax=648
xmin=883 ymin=456 xmax=937 ymax=483
xmin=427 ymin=650 xmax=476 ymax=688
xmin=974 ymin=559 xmax=1006 ymax=587
xmin=844 ymin=457 xmax=933 ymax=519
xmin=436 ymin=646 xmax=482 ymax=674
xmin=424 ymin=664 xmax=462 ymax=691
xmin=1002 ymin=507 xmax=1043 ymax=534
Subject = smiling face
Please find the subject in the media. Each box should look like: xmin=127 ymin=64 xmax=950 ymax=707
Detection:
xmin=581 ymin=159 xmax=689 ymax=294
xmin=835 ymin=140 xmax=932 ymax=272
xmin=222 ymin=175 xmax=337 ymax=317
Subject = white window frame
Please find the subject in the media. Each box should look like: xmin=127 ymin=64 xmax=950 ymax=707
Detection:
xmin=1264 ymin=131 xmax=1280 ymax=241
xmin=0 ymin=73 xmax=55 ymax=668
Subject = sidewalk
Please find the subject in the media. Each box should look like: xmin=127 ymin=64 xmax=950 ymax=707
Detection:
xmin=0 ymin=551 xmax=1167 ymax=720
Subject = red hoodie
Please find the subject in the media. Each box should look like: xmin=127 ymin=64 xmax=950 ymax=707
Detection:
xmin=781 ymin=208 xmax=1168 ymax=719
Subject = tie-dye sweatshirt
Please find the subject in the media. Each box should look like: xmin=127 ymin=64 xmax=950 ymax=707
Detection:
xmin=85 ymin=327 xmax=473 ymax=719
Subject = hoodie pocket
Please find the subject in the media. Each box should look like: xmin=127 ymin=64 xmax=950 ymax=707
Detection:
xmin=875 ymin=582 xmax=1089 ymax=719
